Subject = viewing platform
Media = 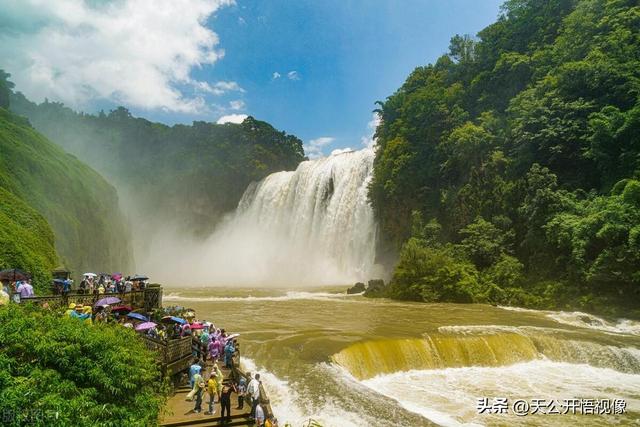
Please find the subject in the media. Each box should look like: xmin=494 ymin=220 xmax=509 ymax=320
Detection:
xmin=13 ymin=284 xmax=275 ymax=426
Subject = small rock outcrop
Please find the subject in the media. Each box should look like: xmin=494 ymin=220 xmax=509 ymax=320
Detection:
xmin=347 ymin=282 xmax=365 ymax=294
xmin=364 ymin=279 xmax=385 ymax=296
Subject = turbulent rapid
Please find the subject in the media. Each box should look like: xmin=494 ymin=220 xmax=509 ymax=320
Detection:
xmin=165 ymin=288 xmax=640 ymax=426
xmin=192 ymin=149 xmax=379 ymax=286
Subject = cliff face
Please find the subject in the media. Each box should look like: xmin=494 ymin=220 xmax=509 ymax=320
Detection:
xmin=0 ymin=108 xmax=132 ymax=286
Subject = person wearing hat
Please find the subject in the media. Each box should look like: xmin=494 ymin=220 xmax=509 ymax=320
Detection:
xmin=65 ymin=303 xmax=77 ymax=317
xmin=71 ymin=304 xmax=90 ymax=321
xmin=83 ymin=305 xmax=93 ymax=325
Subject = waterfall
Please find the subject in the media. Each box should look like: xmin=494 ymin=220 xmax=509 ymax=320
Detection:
xmin=333 ymin=333 xmax=640 ymax=380
xmin=198 ymin=149 xmax=379 ymax=286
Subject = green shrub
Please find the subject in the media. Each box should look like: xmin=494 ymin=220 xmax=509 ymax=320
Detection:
xmin=0 ymin=304 xmax=166 ymax=426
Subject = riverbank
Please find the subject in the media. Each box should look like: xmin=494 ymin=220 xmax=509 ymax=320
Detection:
xmin=359 ymin=277 xmax=640 ymax=321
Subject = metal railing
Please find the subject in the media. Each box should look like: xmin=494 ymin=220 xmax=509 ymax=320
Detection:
xmin=13 ymin=285 xmax=163 ymax=312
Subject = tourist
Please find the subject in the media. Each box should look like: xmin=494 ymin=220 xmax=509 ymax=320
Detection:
xmin=71 ymin=304 xmax=90 ymax=321
xmin=208 ymin=337 xmax=221 ymax=362
xmin=236 ymin=377 xmax=247 ymax=410
xmin=247 ymin=373 xmax=261 ymax=420
xmin=16 ymin=280 xmax=34 ymax=299
xmin=204 ymin=372 xmax=220 ymax=416
xmin=82 ymin=305 xmax=93 ymax=324
xmin=182 ymin=324 xmax=192 ymax=338
xmin=224 ymin=339 xmax=235 ymax=368
xmin=188 ymin=361 xmax=202 ymax=389
xmin=98 ymin=283 xmax=105 ymax=294
xmin=65 ymin=303 xmax=76 ymax=317
xmin=219 ymin=380 xmax=236 ymax=424
xmin=200 ymin=327 xmax=210 ymax=359
xmin=95 ymin=306 xmax=108 ymax=323
xmin=62 ymin=279 xmax=72 ymax=295
xmin=255 ymin=403 xmax=265 ymax=427
xmin=192 ymin=369 xmax=205 ymax=413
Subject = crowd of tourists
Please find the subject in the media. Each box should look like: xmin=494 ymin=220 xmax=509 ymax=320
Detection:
xmin=55 ymin=272 xmax=148 ymax=295
xmin=1 ymin=268 xmax=278 ymax=426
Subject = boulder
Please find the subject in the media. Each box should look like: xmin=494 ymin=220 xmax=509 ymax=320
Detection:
xmin=347 ymin=282 xmax=365 ymax=294
xmin=364 ymin=279 xmax=385 ymax=296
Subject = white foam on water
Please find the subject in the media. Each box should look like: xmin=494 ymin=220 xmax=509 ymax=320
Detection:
xmin=163 ymin=291 xmax=361 ymax=303
xmin=240 ymin=357 xmax=375 ymax=427
xmin=359 ymin=360 xmax=640 ymax=426
xmin=498 ymin=306 xmax=640 ymax=337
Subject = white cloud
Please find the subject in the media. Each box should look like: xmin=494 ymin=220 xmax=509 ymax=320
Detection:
xmin=287 ymin=70 xmax=300 ymax=80
xmin=194 ymin=80 xmax=245 ymax=96
xmin=229 ymin=100 xmax=245 ymax=110
xmin=304 ymin=136 xmax=335 ymax=159
xmin=272 ymin=72 xmax=281 ymax=80
xmin=360 ymin=112 xmax=382 ymax=149
xmin=0 ymin=0 xmax=234 ymax=113
xmin=217 ymin=113 xmax=247 ymax=124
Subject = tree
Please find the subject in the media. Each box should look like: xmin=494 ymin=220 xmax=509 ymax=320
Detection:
xmin=0 ymin=304 xmax=166 ymax=426
xmin=0 ymin=70 xmax=14 ymax=109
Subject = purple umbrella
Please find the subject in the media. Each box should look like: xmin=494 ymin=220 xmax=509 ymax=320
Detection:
xmin=94 ymin=296 xmax=121 ymax=307
xmin=127 ymin=312 xmax=149 ymax=322
xmin=135 ymin=321 xmax=157 ymax=331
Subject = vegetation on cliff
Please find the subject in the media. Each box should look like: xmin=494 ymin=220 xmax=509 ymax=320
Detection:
xmin=0 ymin=304 xmax=164 ymax=426
xmin=10 ymin=95 xmax=306 ymax=236
xmin=369 ymin=0 xmax=640 ymax=316
xmin=1 ymin=74 xmax=133 ymax=289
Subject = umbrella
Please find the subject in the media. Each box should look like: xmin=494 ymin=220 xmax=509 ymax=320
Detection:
xmin=127 ymin=312 xmax=149 ymax=322
xmin=110 ymin=305 xmax=133 ymax=313
xmin=94 ymin=296 xmax=121 ymax=306
xmin=130 ymin=275 xmax=149 ymax=281
xmin=227 ymin=333 xmax=240 ymax=340
xmin=0 ymin=269 xmax=30 ymax=282
xmin=53 ymin=279 xmax=66 ymax=284
xmin=190 ymin=322 xmax=204 ymax=330
xmin=111 ymin=273 xmax=123 ymax=281
xmin=83 ymin=273 xmax=97 ymax=277
xmin=161 ymin=316 xmax=187 ymax=325
xmin=135 ymin=322 xmax=157 ymax=331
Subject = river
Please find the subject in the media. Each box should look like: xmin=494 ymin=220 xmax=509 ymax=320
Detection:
xmin=164 ymin=287 xmax=640 ymax=426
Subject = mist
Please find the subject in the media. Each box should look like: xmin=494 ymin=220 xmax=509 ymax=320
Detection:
xmin=137 ymin=149 xmax=382 ymax=287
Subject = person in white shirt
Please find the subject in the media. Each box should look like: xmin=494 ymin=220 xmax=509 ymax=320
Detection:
xmin=255 ymin=403 xmax=265 ymax=427
xmin=246 ymin=373 xmax=261 ymax=419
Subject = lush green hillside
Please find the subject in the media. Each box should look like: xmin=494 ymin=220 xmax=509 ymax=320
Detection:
xmin=369 ymin=0 xmax=640 ymax=316
xmin=0 ymin=106 xmax=132 ymax=289
xmin=10 ymin=97 xmax=306 ymax=237
xmin=0 ymin=186 xmax=58 ymax=288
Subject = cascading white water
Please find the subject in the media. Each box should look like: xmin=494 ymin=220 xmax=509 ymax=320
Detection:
xmin=196 ymin=148 xmax=379 ymax=286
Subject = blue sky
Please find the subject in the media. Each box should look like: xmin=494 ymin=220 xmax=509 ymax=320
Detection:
xmin=1 ymin=0 xmax=504 ymax=157
xmin=205 ymin=0 xmax=504 ymax=155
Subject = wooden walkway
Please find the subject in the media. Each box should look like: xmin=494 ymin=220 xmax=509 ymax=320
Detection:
xmin=160 ymin=363 xmax=252 ymax=427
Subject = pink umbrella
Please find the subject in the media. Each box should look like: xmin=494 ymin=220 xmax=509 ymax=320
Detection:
xmin=135 ymin=321 xmax=157 ymax=331
xmin=190 ymin=322 xmax=204 ymax=330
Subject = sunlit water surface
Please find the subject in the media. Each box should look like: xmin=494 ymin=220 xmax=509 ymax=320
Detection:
xmin=164 ymin=287 xmax=640 ymax=426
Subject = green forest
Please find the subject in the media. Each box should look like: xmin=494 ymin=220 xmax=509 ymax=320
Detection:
xmin=369 ymin=0 xmax=640 ymax=316
xmin=0 ymin=304 xmax=165 ymax=426
xmin=10 ymin=94 xmax=305 ymax=237
xmin=1 ymin=76 xmax=132 ymax=290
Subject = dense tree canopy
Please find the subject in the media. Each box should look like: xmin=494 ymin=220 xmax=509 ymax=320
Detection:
xmin=0 ymin=304 xmax=165 ymax=426
xmin=371 ymin=0 xmax=640 ymax=316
